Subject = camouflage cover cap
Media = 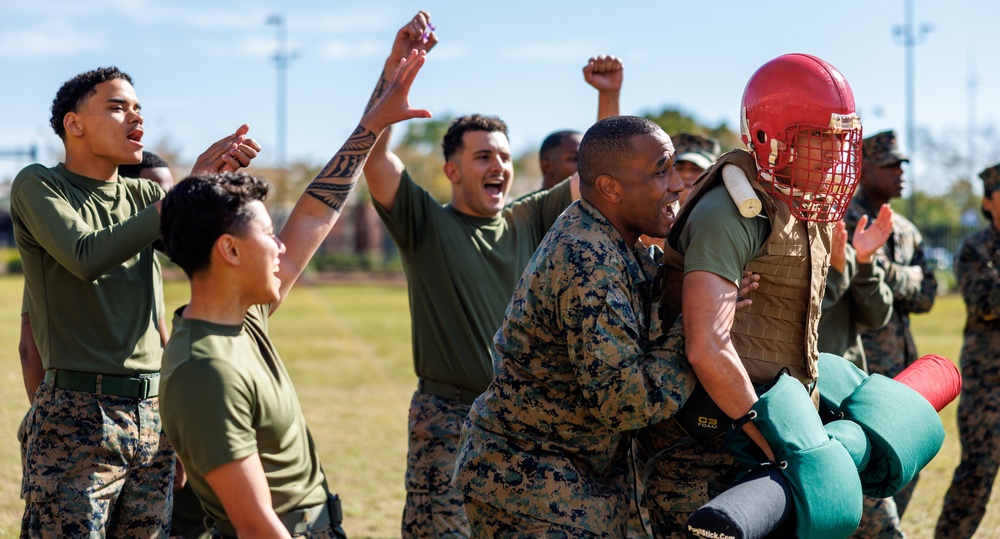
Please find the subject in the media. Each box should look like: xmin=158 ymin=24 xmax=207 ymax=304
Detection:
xmin=672 ymin=132 xmax=721 ymax=170
xmin=979 ymin=162 xmax=1000 ymax=192
xmin=862 ymin=130 xmax=909 ymax=166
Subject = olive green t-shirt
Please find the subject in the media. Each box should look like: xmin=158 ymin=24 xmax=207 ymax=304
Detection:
xmin=160 ymin=304 xmax=327 ymax=521
xmin=673 ymin=184 xmax=770 ymax=284
xmin=373 ymin=170 xmax=573 ymax=393
xmin=11 ymin=164 xmax=165 ymax=374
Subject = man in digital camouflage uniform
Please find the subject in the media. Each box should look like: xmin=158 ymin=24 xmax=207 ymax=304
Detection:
xmin=844 ymin=130 xmax=938 ymax=530
xmin=362 ymin=12 xmax=622 ymax=539
xmin=11 ymin=66 xmax=258 ymax=537
xmin=934 ymin=163 xmax=1000 ymax=539
xmin=453 ymin=115 xmax=695 ymax=538
xmin=637 ymin=53 xmax=866 ymax=537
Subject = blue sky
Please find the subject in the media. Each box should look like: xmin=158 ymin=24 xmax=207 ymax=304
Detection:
xmin=2 ymin=0 xmax=998 ymax=194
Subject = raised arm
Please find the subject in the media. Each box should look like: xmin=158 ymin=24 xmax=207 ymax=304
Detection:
xmin=583 ymin=55 xmax=623 ymax=121
xmin=273 ymin=49 xmax=431 ymax=312
xmin=363 ymin=11 xmax=438 ymax=212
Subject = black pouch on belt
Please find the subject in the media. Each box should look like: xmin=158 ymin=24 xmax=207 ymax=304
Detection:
xmin=672 ymin=383 xmax=733 ymax=441
xmin=326 ymin=492 xmax=343 ymax=525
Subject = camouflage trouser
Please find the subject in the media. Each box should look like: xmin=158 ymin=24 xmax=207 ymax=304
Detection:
xmin=892 ymin=477 xmax=918 ymax=518
xmin=463 ymin=495 xmax=605 ymax=539
xmin=402 ymin=390 xmax=471 ymax=539
xmin=624 ymin=437 xmax=652 ymax=539
xmin=850 ymin=497 xmax=904 ymax=539
xmin=19 ymin=380 xmax=175 ymax=538
xmin=635 ymin=421 xmax=737 ymax=539
xmin=934 ymin=361 xmax=1000 ymax=539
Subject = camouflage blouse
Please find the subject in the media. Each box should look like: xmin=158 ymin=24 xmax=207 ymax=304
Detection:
xmin=454 ymin=199 xmax=695 ymax=534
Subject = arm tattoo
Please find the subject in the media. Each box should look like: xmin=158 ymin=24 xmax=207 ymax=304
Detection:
xmin=305 ymin=125 xmax=374 ymax=211
xmin=305 ymin=182 xmax=357 ymax=213
xmin=364 ymin=74 xmax=390 ymax=114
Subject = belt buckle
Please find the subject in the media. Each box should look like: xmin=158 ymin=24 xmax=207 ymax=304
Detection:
xmin=137 ymin=377 xmax=149 ymax=399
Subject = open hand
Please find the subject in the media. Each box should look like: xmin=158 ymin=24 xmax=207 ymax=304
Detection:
xmin=852 ymin=204 xmax=893 ymax=263
xmin=735 ymin=270 xmax=760 ymax=311
xmin=363 ymin=49 xmax=433 ymax=133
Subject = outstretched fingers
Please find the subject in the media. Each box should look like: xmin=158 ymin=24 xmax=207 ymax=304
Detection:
xmin=365 ymin=49 xmax=432 ymax=129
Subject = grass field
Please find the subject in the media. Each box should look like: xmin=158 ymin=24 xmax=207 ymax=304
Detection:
xmin=0 ymin=274 xmax=996 ymax=538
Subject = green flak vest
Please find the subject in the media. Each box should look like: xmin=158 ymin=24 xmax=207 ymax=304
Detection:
xmin=660 ymin=149 xmax=831 ymax=386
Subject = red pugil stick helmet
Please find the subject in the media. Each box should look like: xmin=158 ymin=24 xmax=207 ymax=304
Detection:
xmin=740 ymin=53 xmax=863 ymax=222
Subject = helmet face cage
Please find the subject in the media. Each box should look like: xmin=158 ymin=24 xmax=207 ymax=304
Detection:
xmin=739 ymin=53 xmax=862 ymax=223
xmin=758 ymin=115 xmax=862 ymax=222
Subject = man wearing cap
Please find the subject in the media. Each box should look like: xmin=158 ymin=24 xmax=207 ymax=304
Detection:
xmin=844 ymin=129 xmax=937 ymax=527
xmin=671 ymin=132 xmax=721 ymax=206
xmin=934 ymin=163 xmax=1000 ymax=539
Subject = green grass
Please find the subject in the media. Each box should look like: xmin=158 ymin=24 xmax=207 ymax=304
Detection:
xmin=0 ymin=275 xmax=995 ymax=538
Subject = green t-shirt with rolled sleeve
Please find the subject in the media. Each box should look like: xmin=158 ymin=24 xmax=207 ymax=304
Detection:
xmin=160 ymin=304 xmax=327 ymax=522
xmin=673 ymin=184 xmax=770 ymax=284
xmin=11 ymin=164 xmax=165 ymax=374
xmin=373 ymin=170 xmax=573 ymax=393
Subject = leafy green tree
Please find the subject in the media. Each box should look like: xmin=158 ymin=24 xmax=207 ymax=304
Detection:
xmin=642 ymin=107 xmax=742 ymax=150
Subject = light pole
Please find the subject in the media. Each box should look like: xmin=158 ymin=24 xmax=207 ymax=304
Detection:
xmin=266 ymin=15 xmax=298 ymax=174
xmin=967 ymin=53 xmax=977 ymax=184
xmin=892 ymin=0 xmax=931 ymax=222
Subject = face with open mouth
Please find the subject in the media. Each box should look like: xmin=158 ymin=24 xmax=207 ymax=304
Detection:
xmin=615 ymin=130 xmax=683 ymax=244
xmin=232 ymin=200 xmax=286 ymax=306
xmin=446 ymin=130 xmax=514 ymax=218
xmin=71 ymin=78 xmax=145 ymax=171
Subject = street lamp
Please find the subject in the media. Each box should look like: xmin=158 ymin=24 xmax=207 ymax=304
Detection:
xmin=266 ymin=14 xmax=298 ymax=174
xmin=892 ymin=0 xmax=932 ymax=222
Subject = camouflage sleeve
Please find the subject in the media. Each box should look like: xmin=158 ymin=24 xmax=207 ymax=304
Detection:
xmin=876 ymin=256 xmax=923 ymax=301
xmin=955 ymin=231 xmax=1000 ymax=321
xmin=849 ymin=257 xmax=893 ymax=331
xmin=566 ymin=264 xmax=695 ymax=432
xmin=892 ymin=241 xmax=937 ymax=314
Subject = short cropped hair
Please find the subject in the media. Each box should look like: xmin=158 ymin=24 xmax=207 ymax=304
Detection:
xmin=577 ymin=116 xmax=661 ymax=186
xmin=161 ymin=172 xmax=270 ymax=276
xmin=118 ymin=151 xmax=168 ymax=178
xmin=441 ymin=114 xmax=508 ymax=161
xmin=539 ymin=130 xmax=581 ymax=160
xmin=50 ymin=67 xmax=133 ymax=140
